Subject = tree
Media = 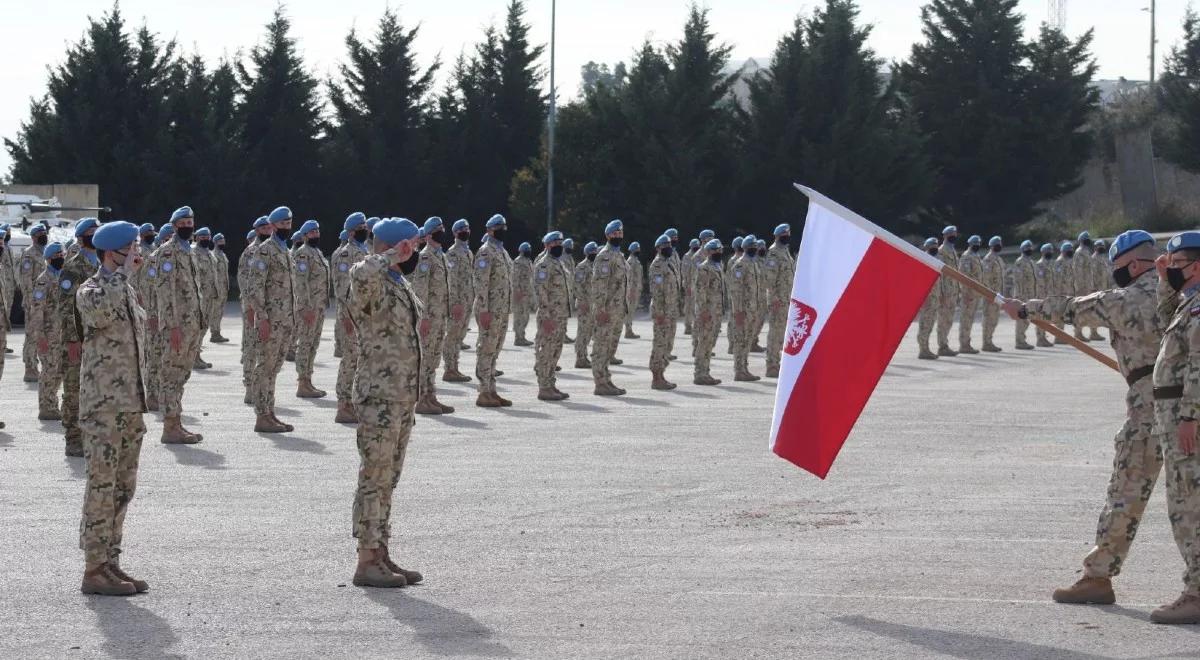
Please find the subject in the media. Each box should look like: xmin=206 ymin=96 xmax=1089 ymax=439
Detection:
xmin=1160 ymin=9 xmax=1200 ymax=172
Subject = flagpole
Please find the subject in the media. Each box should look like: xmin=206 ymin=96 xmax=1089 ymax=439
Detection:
xmin=941 ymin=266 xmax=1120 ymax=372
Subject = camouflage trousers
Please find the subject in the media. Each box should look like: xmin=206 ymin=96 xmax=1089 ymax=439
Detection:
xmin=982 ymin=303 xmax=999 ymax=347
xmin=683 ymin=289 xmax=694 ymax=334
xmin=625 ymin=288 xmax=640 ymax=332
xmin=766 ymin=305 xmax=787 ymax=371
xmin=692 ymin=317 xmax=720 ymax=378
xmin=63 ymin=359 xmax=82 ymax=454
xmin=512 ymin=296 xmax=533 ymax=341
xmin=958 ymin=294 xmax=980 ymax=348
xmin=22 ymin=303 xmax=38 ymax=372
xmin=534 ymin=315 xmax=567 ymax=389
xmin=1154 ymin=399 xmax=1200 ymax=596
xmin=936 ymin=293 xmax=957 ymax=350
xmin=443 ymin=310 xmax=471 ymax=373
xmin=160 ymin=326 xmax=203 ymax=417
xmin=754 ymin=302 xmax=768 ymax=347
xmin=144 ymin=322 xmax=162 ymax=403
xmin=1015 ymin=317 xmax=1031 ymax=345
xmin=476 ymin=311 xmax=509 ymax=393
xmin=352 ymin=398 xmax=414 ymax=550
xmin=649 ymin=313 xmax=676 ymax=372
xmin=1083 ymin=408 xmax=1162 ymax=578
xmin=240 ymin=304 xmax=257 ymax=390
xmin=336 ymin=324 xmax=360 ymax=403
xmin=294 ymin=312 xmax=325 ymax=380
xmin=590 ymin=317 xmax=622 ymax=384
xmin=38 ymin=342 xmax=63 ymax=415
xmin=731 ymin=312 xmax=753 ymax=374
xmin=253 ymin=318 xmax=295 ymax=415
xmin=79 ymin=411 xmax=146 ymax=565
xmin=419 ymin=313 xmax=448 ymax=398
xmin=334 ymin=309 xmax=345 ymax=357
xmin=917 ymin=299 xmax=937 ymax=353
xmin=207 ymin=294 xmax=226 ymax=338
xmin=575 ymin=308 xmax=595 ymax=361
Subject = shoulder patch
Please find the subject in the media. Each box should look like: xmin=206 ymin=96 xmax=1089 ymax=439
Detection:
xmin=297 ymin=261 xmax=308 ymax=273
xmin=447 ymin=261 xmax=456 ymax=269
xmin=338 ymin=262 xmax=350 ymax=272
xmin=161 ymin=261 xmax=173 ymax=273
xmin=33 ymin=290 xmax=45 ymax=300
xmin=654 ymin=275 xmax=664 ymax=284
xmin=419 ymin=263 xmax=430 ymax=273
xmin=767 ymin=259 xmax=777 ymax=268
xmin=61 ymin=279 xmax=73 ymax=290
xmin=477 ymin=258 xmax=488 ymax=269
xmin=147 ymin=266 xmax=157 ymax=278
xmin=256 ymin=260 xmax=267 ymax=271
xmin=537 ymin=270 xmax=548 ymax=280
xmin=734 ymin=269 xmax=743 ymax=279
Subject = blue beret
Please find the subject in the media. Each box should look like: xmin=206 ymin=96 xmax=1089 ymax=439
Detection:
xmin=542 ymin=231 xmax=563 ymax=244
xmin=655 ymin=235 xmax=670 ymax=247
xmin=486 ymin=214 xmax=507 ymax=229
xmin=93 ymin=221 xmax=140 ymax=251
xmin=290 ymin=231 xmax=302 ymax=243
xmin=1094 ymin=238 xmax=1108 ymax=248
xmin=704 ymin=239 xmax=722 ymax=251
xmin=1167 ymin=232 xmax=1200 ymax=254
xmin=665 ymin=228 xmax=679 ymax=239
xmin=298 ymin=220 xmax=320 ymax=235
xmin=373 ymin=218 xmax=420 ymax=245
xmin=75 ymin=217 xmax=100 ymax=237
xmin=629 ymin=241 xmax=640 ymax=252
xmin=922 ymin=237 xmax=938 ymax=249
xmin=604 ymin=219 xmax=623 ymax=235
xmin=943 ymin=225 xmax=957 ymax=235
xmin=452 ymin=219 xmax=470 ymax=232
xmin=988 ymin=236 xmax=1002 ymax=247
xmin=158 ymin=226 xmax=173 ymax=242
xmin=1078 ymin=231 xmax=1092 ymax=242
xmin=689 ymin=238 xmax=701 ymax=249
xmin=246 ymin=230 xmax=256 ymax=241
xmin=339 ymin=230 xmax=348 ymax=241
xmin=138 ymin=223 xmax=154 ymax=235
xmin=43 ymin=242 xmax=64 ymax=259
xmin=757 ymin=239 xmax=766 ymax=248
xmin=194 ymin=227 xmax=212 ymax=238
xmin=170 ymin=206 xmax=194 ymax=223
xmin=0 ymin=223 xmax=8 ymax=231
xmin=1111 ymin=230 xmax=1155 ymax=260
xmin=774 ymin=224 xmax=791 ymax=236
xmin=268 ymin=206 xmax=293 ymax=224
xmin=344 ymin=212 xmax=367 ymax=231
xmin=743 ymin=234 xmax=757 ymax=245
xmin=28 ymin=224 xmax=47 ymax=237
xmin=731 ymin=237 xmax=743 ymax=249
xmin=563 ymin=238 xmax=574 ymax=249
xmin=160 ymin=222 xmax=174 ymax=233
xmin=519 ymin=242 xmax=531 ymax=252
xmin=584 ymin=241 xmax=599 ymax=255
xmin=1020 ymin=240 xmax=1033 ymax=250
xmin=367 ymin=217 xmax=380 ymax=229
xmin=424 ymin=217 xmax=444 ymax=234
xmin=967 ymin=235 xmax=982 ymax=246
xmin=253 ymin=216 xmax=270 ymax=228
xmin=213 ymin=233 xmax=225 ymax=242
xmin=699 ymin=229 xmax=715 ymax=241
xmin=1060 ymin=241 xmax=1074 ymax=251
xmin=1040 ymin=243 xmax=1054 ymax=253
xmin=417 ymin=227 xmax=426 ymax=239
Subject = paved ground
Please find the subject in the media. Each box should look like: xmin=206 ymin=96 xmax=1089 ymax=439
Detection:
xmin=2 ymin=307 xmax=1199 ymax=659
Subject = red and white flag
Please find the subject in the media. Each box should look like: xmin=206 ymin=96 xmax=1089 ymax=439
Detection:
xmin=770 ymin=186 xmax=943 ymax=478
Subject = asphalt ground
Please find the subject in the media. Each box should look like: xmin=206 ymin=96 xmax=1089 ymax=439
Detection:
xmin=2 ymin=307 xmax=1199 ymax=659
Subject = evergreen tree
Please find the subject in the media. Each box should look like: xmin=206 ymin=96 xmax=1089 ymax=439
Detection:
xmin=1161 ymin=9 xmax=1200 ymax=172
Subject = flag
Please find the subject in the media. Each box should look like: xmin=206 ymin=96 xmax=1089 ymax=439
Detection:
xmin=770 ymin=186 xmax=943 ymax=478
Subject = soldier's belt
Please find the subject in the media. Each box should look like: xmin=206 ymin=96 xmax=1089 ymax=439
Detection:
xmin=1125 ymin=365 xmax=1154 ymax=387
xmin=1153 ymin=385 xmax=1184 ymax=401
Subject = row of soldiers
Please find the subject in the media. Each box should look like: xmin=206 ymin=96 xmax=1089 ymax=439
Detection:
xmin=917 ymin=228 xmax=1113 ymax=359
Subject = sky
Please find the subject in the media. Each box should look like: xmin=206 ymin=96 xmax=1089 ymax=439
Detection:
xmin=0 ymin=0 xmax=1189 ymax=176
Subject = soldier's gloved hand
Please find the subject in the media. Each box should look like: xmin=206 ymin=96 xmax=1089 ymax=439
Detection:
xmin=419 ymin=317 xmax=431 ymax=337
xmin=478 ymin=311 xmax=493 ymax=331
xmin=67 ymin=341 xmax=81 ymax=365
xmin=170 ymin=326 xmax=183 ymax=353
xmin=1179 ymin=419 xmax=1198 ymax=455
xmin=1157 ymin=254 xmax=1170 ymax=281
xmin=450 ymin=304 xmax=464 ymax=321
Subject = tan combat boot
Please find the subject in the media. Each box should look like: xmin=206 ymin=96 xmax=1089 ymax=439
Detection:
xmin=210 ymin=333 xmax=229 ymax=343
xmin=981 ymin=343 xmax=1002 ymax=353
xmin=433 ymin=397 xmax=455 ymax=414
xmin=162 ymin=416 xmax=202 ymax=444
xmin=193 ymin=355 xmax=212 ymax=370
xmin=442 ymin=369 xmax=471 ymax=383
xmin=624 ymin=328 xmax=640 ymax=339
xmin=81 ymin=564 xmax=136 ymax=596
xmin=594 ymin=382 xmax=623 ymax=396
xmin=23 ymin=367 xmax=38 ymax=383
xmin=416 ymin=397 xmax=446 ymax=415
xmin=735 ymin=370 xmax=761 ymax=382
xmin=765 ymin=366 xmax=779 ymax=378
xmin=958 ymin=344 xmax=979 ymax=355
xmin=1052 ymin=576 xmax=1115 ymax=605
xmin=296 ymin=378 xmax=327 ymax=398
xmin=476 ymin=392 xmax=504 ymax=408
xmin=65 ymin=436 xmax=85 ymax=457
xmin=269 ymin=413 xmax=294 ymax=432
xmin=694 ymin=374 xmax=722 ymax=386
xmin=937 ymin=346 xmax=958 ymax=357
xmin=651 ymin=371 xmax=677 ymax=391
xmin=335 ymin=402 xmax=359 ymax=424
xmin=551 ymin=387 xmax=570 ymax=400
xmin=751 ymin=343 xmax=766 ymax=353
xmin=610 ymin=357 xmax=624 ymax=365
xmin=514 ymin=336 xmax=533 ymax=347
xmin=575 ymin=357 xmax=591 ymax=369
xmin=1089 ymin=329 xmax=1105 ymax=341
xmin=538 ymin=387 xmax=563 ymax=401
xmin=495 ymin=392 xmax=513 ymax=407
xmin=1036 ymin=337 xmax=1054 ymax=348
xmin=108 ymin=562 xmax=149 ymax=593
xmin=254 ymin=414 xmax=289 ymax=433
xmin=1151 ymin=593 xmax=1200 ymax=624
xmin=353 ymin=552 xmax=407 ymax=588
xmin=918 ymin=348 xmax=938 ymax=360
xmin=381 ymin=547 xmax=423 ymax=585
xmin=1015 ymin=341 xmax=1034 ymax=350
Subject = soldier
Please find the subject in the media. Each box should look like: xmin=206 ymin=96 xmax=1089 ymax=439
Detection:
xmin=574 ymin=242 xmax=599 ymax=370
xmin=764 ymin=225 xmax=795 ymax=377
xmin=1053 ymin=241 xmax=1076 ymax=338
xmin=726 ymin=236 xmax=745 ymax=355
xmin=293 ymin=219 xmax=330 ymax=399
xmin=333 ymin=213 xmax=371 ymax=423
xmin=664 ymin=228 xmax=684 ymax=333
xmin=729 ymin=234 xmax=762 ymax=381
xmin=1140 ymin=231 xmax=1200 ymax=623
xmin=152 ymin=207 xmax=206 ymax=444
xmin=533 ymin=231 xmax=572 ymax=401
xmin=752 ymin=238 xmax=770 ymax=352
xmin=474 ymin=214 xmax=514 ymax=408
xmin=412 ymin=217 xmax=455 ymax=415
xmin=682 ymin=236 xmax=702 ymax=338
xmin=244 ymin=206 xmax=297 ymax=433
xmin=210 ymin=233 xmax=230 ymax=343
xmin=143 ymin=224 xmax=176 ymax=412
xmin=979 ymin=236 xmax=1006 ymax=352
xmin=17 ymin=224 xmax=49 ymax=382
xmin=590 ymin=220 xmax=631 ymax=396
xmin=346 ymin=217 xmax=424 ymax=589
xmin=935 ymin=226 xmax=961 ymax=356
xmin=1011 ymin=240 xmax=1037 ymax=350
xmin=239 ymin=218 xmax=271 ymax=404
xmin=956 ymin=235 xmax=984 ymax=354
xmin=1090 ymin=238 xmax=1110 ymax=341
xmin=1003 ymin=230 xmax=1164 ymax=608
xmin=1074 ymin=231 xmax=1097 ymax=341
xmin=648 ymin=234 xmax=681 ymax=390
xmin=624 ymin=241 xmax=643 ymax=340
xmin=129 ymin=223 xmax=156 ymax=303
xmin=32 ymin=242 xmax=66 ymax=420
xmin=56 ymin=218 xmax=102 ymax=457
xmin=285 ymin=230 xmax=305 ymax=364
xmin=1033 ymin=243 xmax=1056 ymax=347
xmin=75 ymin=221 xmax=149 ymax=596
xmin=191 ymin=227 xmax=219 ymax=370
xmin=511 ymin=241 xmax=535 ymax=347
xmin=0 ymin=229 xmax=8 ymax=423
xmin=442 ymin=219 xmax=475 ymax=383
xmin=0 ymin=223 xmax=16 ymax=329
xmin=693 ymin=239 xmax=726 ymax=386
xmin=561 ymin=237 xmax=578 ymax=344
xmin=917 ymin=238 xmax=942 ymax=360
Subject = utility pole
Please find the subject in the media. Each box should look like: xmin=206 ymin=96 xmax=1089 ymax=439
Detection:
xmin=546 ymin=0 xmax=557 ymax=232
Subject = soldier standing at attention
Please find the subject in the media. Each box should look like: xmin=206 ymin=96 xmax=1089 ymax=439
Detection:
xmin=1090 ymin=238 xmax=1110 ymax=341
xmin=725 ymin=236 xmax=745 ymax=355
xmin=240 ymin=218 xmax=271 ymax=404
xmin=693 ymin=239 xmax=726 ymax=386
xmin=56 ymin=218 xmax=102 ymax=457
xmin=285 ymin=230 xmax=304 ymax=364
xmin=979 ymin=236 xmax=1006 ymax=352
xmin=76 ymin=221 xmax=149 ymax=597
xmin=0 ymin=224 xmax=15 ymax=329
xmin=751 ymin=238 xmax=771 ymax=353
xmin=210 ymin=233 xmax=230 ymax=343
xmin=1074 ymin=231 xmax=1097 ymax=341
xmin=191 ymin=227 xmax=218 ymax=370
xmin=511 ymin=241 xmax=535 ymax=347
xmin=292 ymin=219 xmax=330 ymax=399
xmin=590 ymin=220 xmax=631 ymax=396
xmin=412 ymin=217 xmax=455 ymax=415
xmin=1034 ymin=243 xmax=1056 ymax=347
xmin=1053 ymin=241 xmax=1075 ymax=337
xmin=442 ymin=219 xmax=475 ymax=383
xmin=17 ymin=223 xmax=49 ymax=382
xmin=573 ymin=242 xmax=599 ymax=370
xmin=1011 ymin=240 xmax=1037 ymax=350
xmin=142 ymin=224 xmax=173 ymax=411
xmin=764 ymin=225 xmax=795 ymax=377
xmin=244 ymin=206 xmax=297 ymax=433
xmin=348 ymin=218 xmax=425 ymax=589
xmin=333 ymin=213 xmax=370 ymax=423
xmin=935 ymin=226 xmax=961 ymax=357
xmin=648 ymin=234 xmax=681 ymax=390
xmin=130 ymin=223 xmax=155 ymax=303
xmin=729 ymin=235 xmax=761 ymax=382
xmin=956 ymin=235 xmax=984 ymax=354
xmin=680 ymin=239 xmax=698 ymax=338
xmin=624 ymin=241 xmax=643 ymax=340
xmin=663 ymin=228 xmax=684 ymax=334
xmin=152 ymin=207 xmax=205 ymax=444
xmin=33 ymin=242 xmax=66 ymax=421
xmin=0 ymin=229 xmax=8 ymax=424
xmin=917 ymin=238 xmax=942 ymax=360
xmin=474 ymin=214 xmax=514 ymax=408
xmin=533 ymin=231 xmax=572 ymax=401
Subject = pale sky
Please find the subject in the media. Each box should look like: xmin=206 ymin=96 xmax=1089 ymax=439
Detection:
xmin=0 ymin=0 xmax=1189 ymax=176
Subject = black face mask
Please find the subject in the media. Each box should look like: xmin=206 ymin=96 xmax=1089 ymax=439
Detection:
xmin=1062 ymin=250 xmax=1074 ymax=258
xmin=306 ymin=238 xmax=320 ymax=248
xmin=670 ymin=239 xmax=679 ymax=247
xmin=354 ymin=229 xmax=369 ymax=243
xmin=1168 ymin=265 xmax=1190 ymax=292
xmin=520 ymin=251 xmax=531 ymax=259
xmin=399 ymin=252 xmax=420 ymax=275
xmin=661 ymin=247 xmax=673 ymax=258
xmin=456 ymin=232 xmax=470 ymax=242
xmin=176 ymin=226 xmax=195 ymax=241
xmin=49 ymin=258 xmax=65 ymax=270
xmin=491 ymin=229 xmax=506 ymax=243
xmin=35 ymin=236 xmax=47 ymax=247
xmin=199 ymin=240 xmax=214 ymax=250
xmin=142 ymin=236 xmax=154 ymax=246
xmin=944 ymin=236 xmax=956 ymax=246
xmin=1022 ymin=249 xmax=1034 ymax=258
xmin=549 ymin=245 xmax=564 ymax=259
xmin=275 ymin=227 xmax=289 ymax=240
xmin=217 ymin=244 xmax=225 ymax=252
xmin=608 ymin=237 xmax=621 ymax=248
xmin=778 ymin=236 xmax=790 ymax=246
xmin=927 ymin=248 xmax=939 ymax=256
xmin=1082 ymin=239 xmax=1094 ymax=249
xmin=1112 ymin=265 xmax=1136 ymax=288
xmin=746 ymin=249 xmax=757 ymax=258
xmin=586 ymin=253 xmax=596 ymax=262
xmin=1041 ymin=253 xmax=1052 ymax=260
xmin=81 ymin=234 xmax=95 ymax=249
xmin=711 ymin=253 xmax=723 ymax=263
xmin=991 ymin=245 xmax=1002 ymax=253
xmin=430 ymin=230 xmax=445 ymax=245
xmin=968 ymin=245 xmax=980 ymax=253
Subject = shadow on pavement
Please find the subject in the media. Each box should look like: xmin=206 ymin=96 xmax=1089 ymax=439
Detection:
xmin=669 ymin=390 xmax=718 ymax=399
xmin=162 ymin=443 xmax=227 ymax=470
xmin=259 ymin=434 xmax=330 ymax=455
xmin=1096 ymin=604 xmax=1200 ymax=635
xmin=364 ymin=590 xmax=512 ymax=657
xmin=614 ymin=397 xmax=671 ymax=408
xmin=834 ymin=615 xmax=1111 ymax=660
xmin=493 ymin=408 xmax=554 ymax=419
xmin=87 ymin=596 xmax=184 ymax=660
xmin=0 ymin=432 xmax=11 ymax=447
xmin=425 ymin=415 xmax=489 ymax=430
xmin=65 ymin=456 xmax=86 ymax=479
xmin=556 ymin=401 xmax=607 ymax=413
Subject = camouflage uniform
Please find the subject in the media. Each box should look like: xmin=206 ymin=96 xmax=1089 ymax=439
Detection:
xmin=411 ymin=243 xmax=451 ymax=398
xmin=957 ymin=247 xmax=984 ymax=351
xmin=764 ymin=242 xmax=795 ymax=374
xmin=1011 ymin=252 xmax=1037 ymax=347
xmin=917 ymin=278 xmax=941 ymax=356
xmin=625 ymin=252 xmax=643 ymax=335
xmin=648 ymin=254 xmax=681 ymax=373
xmin=57 ymin=251 xmax=99 ymax=454
xmin=443 ymin=238 xmax=475 ymax=374
xmin=1034 ymin=254 xmax=1056 ymax=345
xmin=243 ymin=236 xmax=296 ymax=417
xmin=574 ymin=259 xmax=596 ymax=365
xmin=728 ymin=254 xmax=761 ymax=375
xmin=533 ymin=253 xmax=572 ymax=390
xmin=210 ymin=245 xmax=230 ymax=339
xmin=237 ymin=240 xmax=262 ymax=393
xmin=681 ymin=248 xmax=699 ymax=335
xmin=693 ymin=258 xmax=726 ymax=379
xmin=1052 ymin=254 xmax=1072 ymax=332
xmin=0 ymin=248 xmax=9 ymax=411
xmin=0 ymin=242 xmax=16 ymax=324
xmin=292 ymin=243 xmax=331 ymax=382
xmin=332 ymin=240 xmax=369 ymax=405
xmin=151 ymin=237 xmax=206 ymax=418
xmin=348 ymin=255 xmax=422 ymax=551
xmin=511 ymin=253 xmax=535 ymax=343
xmin=935 ymin=243 xmax=960 ymax=352
xmin=193 ymin=244 xmax=221 ymax=356
xmin=980 ymin=250 xmax=1006 ymax=349
xmin=76 ymin=266 xmax=147 ymax=566
xmin=30 ymin=263 xmax=62 ymax=416
xmin=139 ymin=248 xmax=163 ymax=405
xmin=590 ymin=244 xmax=630 ymax=386
xmin=1070 ymin=253 xmax=1093 ymax=339
xmin=473 ymin=238 xmax=513 ymax=394
xmin=17 ymin=245 xmax=46 ymax=376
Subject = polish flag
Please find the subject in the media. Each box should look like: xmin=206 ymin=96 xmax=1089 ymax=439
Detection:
xmin=770 ymin=186 xmax=943 ymax=478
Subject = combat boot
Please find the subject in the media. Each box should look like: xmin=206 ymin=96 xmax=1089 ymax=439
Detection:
xmin=765 ymin=366 xmax=779 ymax=378
xmin=538 ymin=388 xmax=564 ymax=401
xmin=694 ymin=375 xmax=722 ymax=386
xmin=38 ymin=408 xmax=62 ymax=421
xmin=1015 ymin=341 xmax=1035 ymax=350
xmin=285 ymin=350 xmax=296 ymax=362
xmin=107 ymin=563 xmax=149 ymax=593
xmin=334 ymin=346 xmax=343 ymax=358
xmin=514 ymin=337 xmax=533 ymax=347
xmin=611 ymin=357 xmax=624 ymax=365
xmin=162 ymin=417 xmax=202 ymax=445
xmin=442 ymin=369 xmax=472 ymax=383
xmin=651 ymin=371 xmax=677 ymax=391
xmin=565 ymin=336 xmax=575 ymax=343
xmin=243 ymin=392 xmax=253 ymax=405
xmin=1151 ymin=593 xmax=1200 ymax=624
xmin=296 ymin=379 xmax=327 ymax=399
xmin=460 ymin=342 xmax=470 ymax=350
xmin=958 ymin=344 xmax=979 ymax=355
xmin=624 ymin=328 xmax=640 ymax=339
xmin=981 ymin=343 xmax=1002 ymax=353
xmin=210 ymin=333 xmax=229 ymax=344
xmin=416 ymin=397 xmax=447 ymax=415
xmin=751 ymin=343 xmax=766 ymax=353
xmin=937 ymin=346 xmax=958 ymax=357
xmin=551 ymin=387 xmax=570 ymax=400
xmin=193 ymin=355 xmax=212 ymax=370
xmin=918 ymin=349 xmax=938 ymax=360
xmin=433 ymin=397 xmax=455 ymax=414
xmin=65 ymin=439 xmax=85 ymax=458
xmin=668 ymin=354 xmax=678 ymax=361
xmin=381 ymin=548 xmax=423 ymax=585
xmin=335 ymin=402 xmax=359 ymax=424
xmin=1073 ymin=331 xmax=1089 ymax=342
xmin=269 ymin=413 xmax=294 ymax=432
xmin=476 ymin=392 xmax=504 ymax=408
xmin=1036 ymin=337 xmax=1054 ymax=348
xmin=1052 ymin=577 xmax=1115 ymax=605
xmin=594 ymin=382 xmax=624 ymax=396
xmin=735 ymin=370 xmax=761 ymax=382
xmin=1089 ymin=329 xmax=1105 ymax=341
xmin=496 ymin=370 xmax=505 ymax=377
xmin=353 ymin=559 xmax=407 ymax=588
xmin=23 ymin=367 xmax=38 ymax=383
xmin=495 ymin=392 xmax=513 ymax=407
xmin=254 ymin=414 xmax=289 ymax=433
xmin=575 ymin=357 xmax=591 ymax=369
xmin=81 ymin=564 xmax=136 ymax=596
xmin=146 ymin=395 xmax=161 ymax=412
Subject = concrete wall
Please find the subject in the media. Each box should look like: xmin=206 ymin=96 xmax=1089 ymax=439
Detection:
xmin=1042 ymin=150 xmax=1200 ymax=225
xmin=3 ymin=184 xmax=100 ymax=220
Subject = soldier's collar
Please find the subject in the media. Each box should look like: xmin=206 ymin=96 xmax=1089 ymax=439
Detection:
xmin=174 ymin=236 xmax=193 ymax=252
xmin=353 ymin=239 xmax=368 ymax=250
xmin=84 ymin=250 xmax=100 ymax=267
xmin=387 ymin=270 xmax=405 ymax=284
